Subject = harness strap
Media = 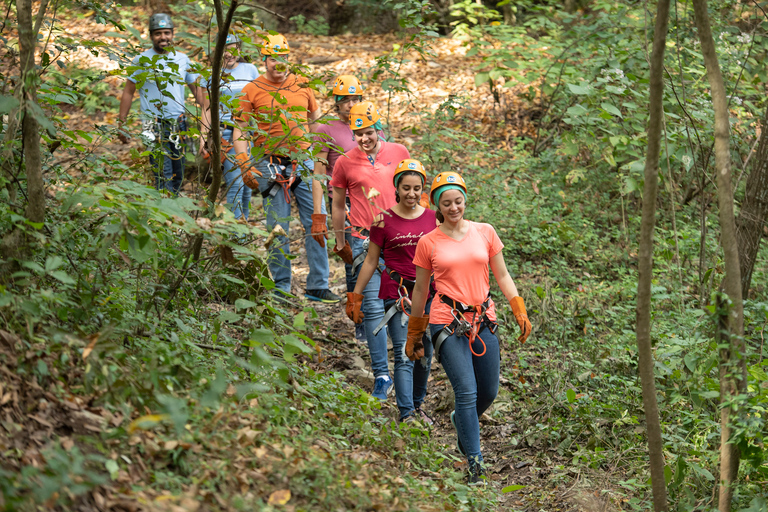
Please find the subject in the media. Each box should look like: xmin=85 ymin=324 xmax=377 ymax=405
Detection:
xmin=432 ymin=292 xmax=497 ymax=363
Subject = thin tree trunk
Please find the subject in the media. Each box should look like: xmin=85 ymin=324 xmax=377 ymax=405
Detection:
xmin=190 ymin=0 xmax=238 ymax=260
xmin=691 ymin=1 xmax=747 ymax=510
xmin=18 ymin=0 xmax=44 ymax=224
xmin=1 ymin=0 xmax=46 ymax=260
xmin=635 ymin=0 xmax=671 ymax=509
xmin=736 ymin=103 xmax=768 ymax=298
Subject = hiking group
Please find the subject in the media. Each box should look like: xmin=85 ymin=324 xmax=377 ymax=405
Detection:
xmin=118 ymin=15 xmax=533 ymax=483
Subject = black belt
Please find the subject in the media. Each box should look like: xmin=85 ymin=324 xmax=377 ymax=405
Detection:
xmin=432 ymin=293 xmax=497 ymax=363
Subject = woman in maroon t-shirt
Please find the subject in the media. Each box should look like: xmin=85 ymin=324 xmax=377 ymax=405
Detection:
xmin=346 ymin=159 xmax=438 ymax=423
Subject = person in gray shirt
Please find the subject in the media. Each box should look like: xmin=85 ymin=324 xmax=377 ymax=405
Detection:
xmin=118 ymin=13 xmax=203 ymax=195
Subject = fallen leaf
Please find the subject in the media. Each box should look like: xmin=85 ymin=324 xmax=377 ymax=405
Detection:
xmin=127 ymin=414 xmax=169 ymax=434
xmin=82 ymin=333 xmax=100 ymax=360
xmin=164 ymin=440 xmax=179 ymax=450
xmin=268 ymin=489 xmax=291 ymax=506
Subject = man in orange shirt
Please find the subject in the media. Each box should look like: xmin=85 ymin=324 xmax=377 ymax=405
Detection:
xmin=231 ymin=34 xmax=339 ymax=303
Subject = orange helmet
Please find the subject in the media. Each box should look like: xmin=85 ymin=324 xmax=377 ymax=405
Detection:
xmin=430 ymin=171 xmax=467 ymax=205
xmin=349 ymin=101 xmax=380 ymax=130
xmin=332 ymin=75 xmax=363 ymax=96
xmin=260 ymin=33 xmax=290 ymax=56
xmin=393 ymin=159 xmax=427 ymax=187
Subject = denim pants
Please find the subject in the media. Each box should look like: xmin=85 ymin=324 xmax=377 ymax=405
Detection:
xmin=148 ymin=118 xmax=186 ymax=195
xmin=252 ymin=157 xmax=330 ymax=294
xmin=384 ymin=297 xmax=433 ymax=420
xmin=431 ymin=323 xmax=500 ymax=467
xmin=350 ymin=235 xmax=388 ymax=379
xmin=221 ymin=128 xmax=252 ymax=220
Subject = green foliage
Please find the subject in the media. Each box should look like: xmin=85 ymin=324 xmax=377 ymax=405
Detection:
xmin=290 ymin=14 xmax=330 ymax=36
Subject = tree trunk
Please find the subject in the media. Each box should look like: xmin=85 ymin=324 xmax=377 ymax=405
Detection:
xmin=634 ymin=0 xmax=671 ymax=509
xmin=190 ymin=0 xmax=238 ymax=260
xmin=735 ymin=103 xmax=768 ymax=299
xmin=18 ymin=0 xmax=44 ymax=225
xmin=691 ymin=1 xmax=747 ymax=510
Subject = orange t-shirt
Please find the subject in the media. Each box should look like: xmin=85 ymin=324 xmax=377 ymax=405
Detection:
xmin=412 ymin=221 xmax=504 ymax=325
xmin=237 ymin=74 xmax=319 ymax=154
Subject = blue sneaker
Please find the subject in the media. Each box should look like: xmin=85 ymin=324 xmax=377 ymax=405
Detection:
xmin=450 ymin=411 xmax=466 ymax=456
xmin=305 ymin=289 xmax=342 ymax=303
xmin=371 ymin=376 xmax=393 ymax=400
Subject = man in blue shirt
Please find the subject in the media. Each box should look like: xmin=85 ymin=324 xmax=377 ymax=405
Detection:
xmin=118 ymin=13 xmax=202 ymax=195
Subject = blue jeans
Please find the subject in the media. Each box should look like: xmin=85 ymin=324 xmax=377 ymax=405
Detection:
xmin=385 ymin=297 xmax=433 ymax=420
xmin=221 ymin=128 xmax=251 ymax=220
xmin=149 ymin=118 xmax=186 ymax=195
xmin=350 ymin=235 xmax=388 ymax=379
xmin=431 ymin=323 xmax=500 ymax=467
xmin=253 ymin=157 xmax=330 ymax=294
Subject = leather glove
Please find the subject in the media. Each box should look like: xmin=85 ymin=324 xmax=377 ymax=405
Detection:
xmin=333 ymin=240 xmax=354 ymax=265
xmin=510 ymin=296 xmax=532 ymax=343
xmin=236 ymin=153 xmax=261 ymax=190
xmin=345 ymin=292 xmax=364 ymax=324
xmin=419 ymin=192 xmax=430 ymax=208
xmin=310 ymin=214 xmax=329 ymax=247
xmin=405 ymin=315 xmax=430 ymax=361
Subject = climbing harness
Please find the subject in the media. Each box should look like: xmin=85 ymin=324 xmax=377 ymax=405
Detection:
xmin=143 ymin=114 xmax=188 ymax=160
xmin=372 ymin=268 xmax=414 ymax=336
xmin=432 ymin=293 xmax=498 ymax=364
xmin=261 ymin=155 xmax=301 ymax=201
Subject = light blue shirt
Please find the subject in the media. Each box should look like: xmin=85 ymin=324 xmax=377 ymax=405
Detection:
xmin=201 ymin=62 xmax=259 ymax=123
xmin=128 ymin=48 xmax=198 ymax=120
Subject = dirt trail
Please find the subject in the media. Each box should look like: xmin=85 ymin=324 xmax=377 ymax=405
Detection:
xmin=13 ymin=6 xmax=622 ymax=509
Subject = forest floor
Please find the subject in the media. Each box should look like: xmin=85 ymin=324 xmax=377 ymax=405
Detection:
xmin=0 ymin=5 xmax=636 ymax=511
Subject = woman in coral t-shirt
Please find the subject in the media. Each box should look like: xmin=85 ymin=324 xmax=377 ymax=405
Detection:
xmin=346 ymin=159 xmax=437 ymax=424
xmin=407 ymin=171 xmax=532 ymax=484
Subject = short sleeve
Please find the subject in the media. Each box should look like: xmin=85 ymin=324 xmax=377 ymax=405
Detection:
xmin=184 ymin=59 xmax=198 ymax=85
xmin=479 ymin=223 xmax=504 ymax=257
xmin=306 ymin=89 xmax=319 ymax=113
xmin=127 ymin=55 xmax=141 ymax=83
xmin=235 ymin=82 xmax=255 ymax=120
xmin=412 ymin=236 xmax=434 ymax=271
xmin=329 ymin=157 xmax=347 ymax=189
xmin=369 ymin=218 xmax=385 ymax=249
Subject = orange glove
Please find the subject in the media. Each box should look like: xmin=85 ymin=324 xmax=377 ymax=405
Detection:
xmin=334 ymin=241 xmax=353 ymax=265
xmin=419 ymin=192 xmax=430 ymax=208
xmin=346 ymin=292 xmax=364 ymax=323
xmin=236 ymin=153 xmax=261 ymax=190
xmin=221 ymin=138 xmax=233 ymax=162
xmin=201 ymin=148 xmax=211 ymax=163
xmin=510 ymin=296 xmax=531 ymax=343
xmin=405 ymin=315 xmax=430 ymax=361
xmin=310 ymin=214 xmax=329 ymax=247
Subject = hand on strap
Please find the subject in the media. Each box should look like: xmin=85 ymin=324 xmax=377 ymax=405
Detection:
xmin=405 ymin=315 xmax=430 ymax=361
xmin=235 ymin=153 xmax=261 ymax=190
xmin=333 ymin=240 xmax=354 ymax=265
xmin=510 ymin=296 xmax=531 ymax=343
xmin=346 ymin=292 xmax=364 ymax=324
xmin=310 ymin=214 xmax=329 ymax=248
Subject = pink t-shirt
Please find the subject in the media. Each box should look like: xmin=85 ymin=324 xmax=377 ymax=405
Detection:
xmin=314 ymin=119 xmax=357 ymax=176
xmin=412 ymin=222 xmax=504 ymax=325
xmin=330 ymin=141 xmax=410 ymax=229
xmin=370 ymin=208 xmax=437 ymax=300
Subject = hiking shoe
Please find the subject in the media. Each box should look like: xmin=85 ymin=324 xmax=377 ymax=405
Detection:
xmin=399 ymin=412 xmax=416 ymax=424
xmin=371 ymin=376 xmax=393 ymax=400
xmin=414 ymin=408 xmax=434 ymax=426
xmin=305 ymin=289 xmax=342 ymax=303
xmin=468 ymin=464 xmax=487 ymax=485
xmin=450 ymin=411 xmax=466 ymax=456
xmin=355 ymin=323 xmax=366 ymax=341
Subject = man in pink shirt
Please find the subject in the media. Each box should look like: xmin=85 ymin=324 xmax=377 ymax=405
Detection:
xmin=330 ymin=101 xmax=410 ymax=400
xmin=314 ymin=75 xmax=365 ymax=339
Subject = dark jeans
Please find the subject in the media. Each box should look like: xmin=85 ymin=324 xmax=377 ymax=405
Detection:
xmin=431 ymin=322 xmax=500 ymax=467
xmin=383 ymin=296 xmax=433 ymax=420
xmin=148 ymin=117 xmax=187 ymax=195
